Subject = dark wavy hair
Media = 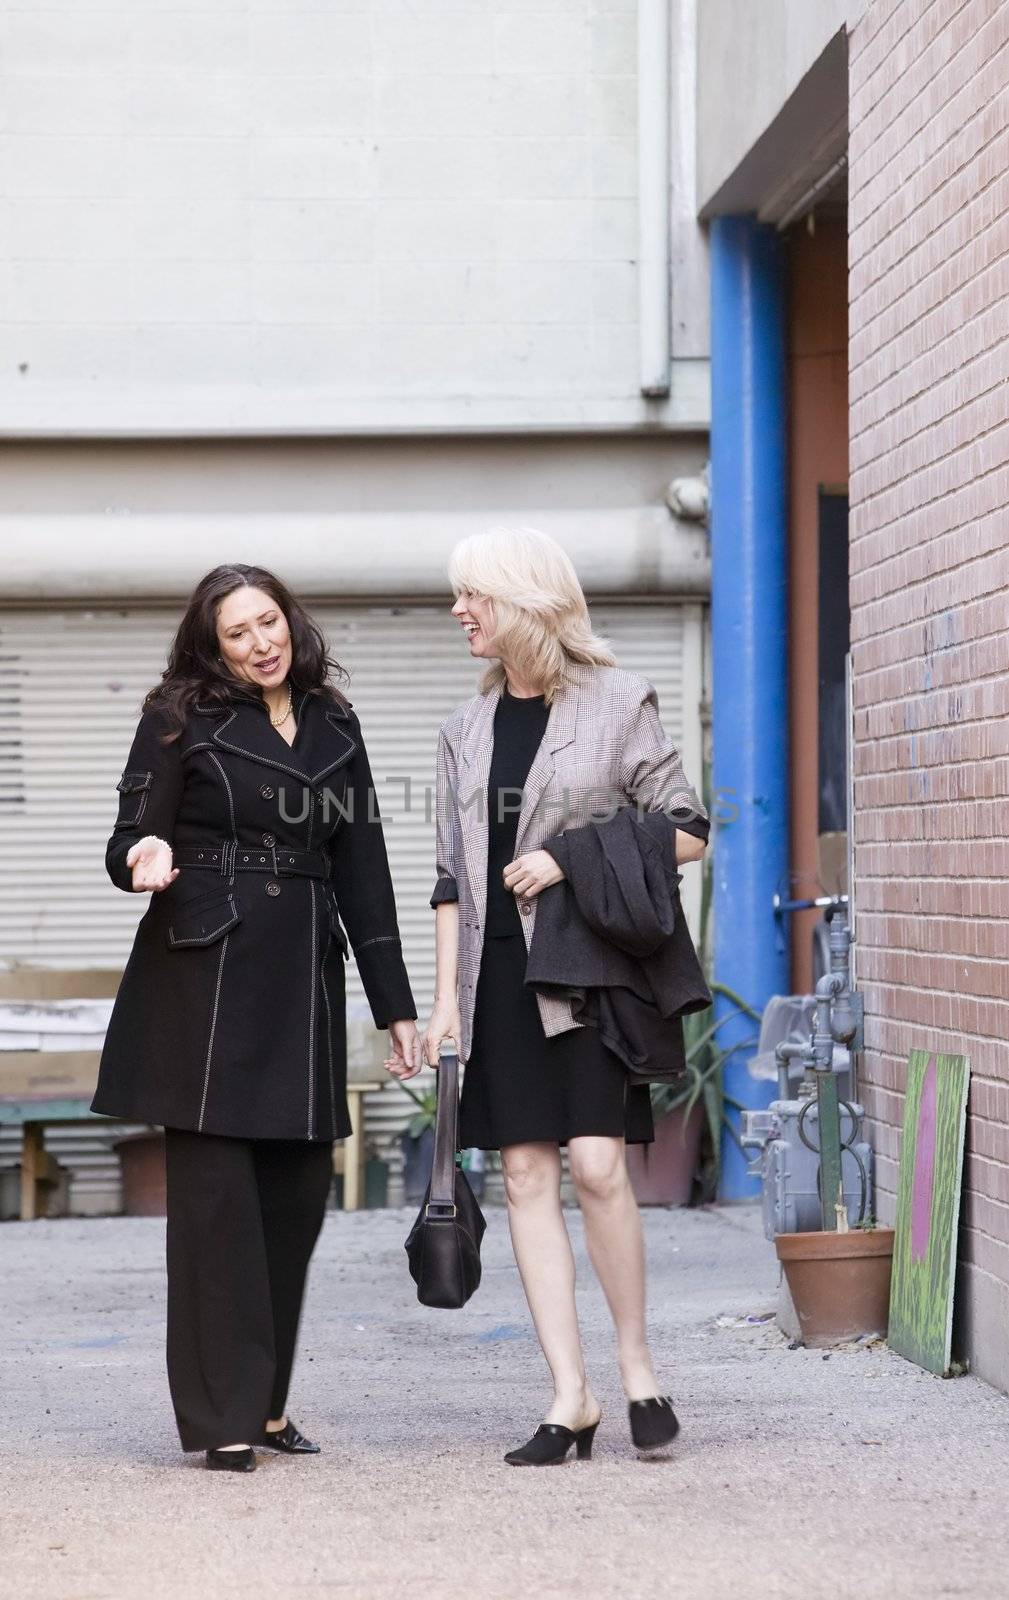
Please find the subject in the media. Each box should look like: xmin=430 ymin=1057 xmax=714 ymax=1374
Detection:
xmin=144 ymin=564 xmax=351 ymax=738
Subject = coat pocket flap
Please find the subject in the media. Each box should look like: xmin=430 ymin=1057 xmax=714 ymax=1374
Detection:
xmin=167 ymin=891 xmax=241 ymax=949
xmin=116 ymin=769 xmax=153 ymax=795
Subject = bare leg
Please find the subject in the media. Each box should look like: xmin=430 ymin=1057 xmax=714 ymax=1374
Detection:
xmin=568 ymin=1136 xmax=660 ymax=1402
xmin=501 ymin=1141 xmax=601 ymax=1430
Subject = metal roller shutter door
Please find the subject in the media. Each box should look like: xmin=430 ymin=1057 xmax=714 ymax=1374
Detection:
xmin=0 ymin=601 xmax=704 ymax=1204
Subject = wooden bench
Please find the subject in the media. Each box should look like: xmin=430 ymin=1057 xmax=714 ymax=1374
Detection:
xmin=0 ymin=969 xmax=121 ymax=1221
xmin=333 ymin=1081 xmax=385 ymax=1211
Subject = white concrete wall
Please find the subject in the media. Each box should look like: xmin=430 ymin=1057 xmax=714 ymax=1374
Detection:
xmin=0 ymin=0 xmax=709 ymax=436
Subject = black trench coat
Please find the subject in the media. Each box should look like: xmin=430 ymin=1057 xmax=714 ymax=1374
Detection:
xmin=92 ymin=686 xmax=416 ymax=1141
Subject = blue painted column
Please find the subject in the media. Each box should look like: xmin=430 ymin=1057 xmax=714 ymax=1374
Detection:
xmin=709 ymin=215 xmax=790 ymax=1199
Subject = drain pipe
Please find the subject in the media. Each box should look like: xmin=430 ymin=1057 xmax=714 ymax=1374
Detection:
xmin=637 ymin=0 xmax=670 ymax=396
xmin=710 ymin=215 xmax=789 ymax=1196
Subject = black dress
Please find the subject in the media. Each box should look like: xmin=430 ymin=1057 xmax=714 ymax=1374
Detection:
xmin=458 ymin=687 xmax=655 ymax=1151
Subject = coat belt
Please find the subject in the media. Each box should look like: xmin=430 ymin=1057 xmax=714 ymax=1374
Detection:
xmin=174 ymin=843 xmax=331 ymax=880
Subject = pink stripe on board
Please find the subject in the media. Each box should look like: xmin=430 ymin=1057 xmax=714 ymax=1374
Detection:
xmin=910 ymin=1053 xmax=938 ymax=1263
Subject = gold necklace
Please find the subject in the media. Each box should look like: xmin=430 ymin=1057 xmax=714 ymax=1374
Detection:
xmin=269 ymin=688 xmax=293 ymax=727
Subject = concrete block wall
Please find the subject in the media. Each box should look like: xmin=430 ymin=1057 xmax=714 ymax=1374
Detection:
xmin=848 ymin=0 xmax=1009 ymax=1387
xmin=0 ymin=0 xmax=707 ymax=431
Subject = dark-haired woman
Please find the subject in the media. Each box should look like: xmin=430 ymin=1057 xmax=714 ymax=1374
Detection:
xmin=92 ymin=565 xmax=419 ymax=1471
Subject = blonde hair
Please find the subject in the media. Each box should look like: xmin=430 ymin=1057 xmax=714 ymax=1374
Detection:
xmin=447 ymin=527 xmax=616 ymax=702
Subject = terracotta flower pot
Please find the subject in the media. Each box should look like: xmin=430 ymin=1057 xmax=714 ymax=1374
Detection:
xmin=626 ymin=1102 xmax=703 ymax=1207
xmin=775 ymin=1227 xmax=895 ymax=1346
xmin=113 ymin=1130 xmax=167 ymax=1217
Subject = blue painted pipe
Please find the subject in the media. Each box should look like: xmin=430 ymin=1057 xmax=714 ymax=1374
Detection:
xmin=709 ymin=215 xmax=790 ymax=1200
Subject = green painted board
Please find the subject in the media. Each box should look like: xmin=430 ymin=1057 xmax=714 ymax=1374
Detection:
xmin=888 ymin=1048 xmax=970 ymax=1377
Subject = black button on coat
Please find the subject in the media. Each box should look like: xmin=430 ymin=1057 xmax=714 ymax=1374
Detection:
xmin=92 ymin=687 xmax=416 ymax=1141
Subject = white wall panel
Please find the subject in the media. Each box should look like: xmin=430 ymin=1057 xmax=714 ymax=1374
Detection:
xmin=0 ymin=1 xmax=711 ymax=436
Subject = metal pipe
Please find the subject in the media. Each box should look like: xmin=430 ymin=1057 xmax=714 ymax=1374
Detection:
xmin=811 ymin=983 xmax=839 ymax=1073
xmin=812 ymin=966 xmax=845 ymax=1229
xmin=710 ymin=215 xmax=790 ymax=1199
xmin=0 ymin=510 xmax=713 ymax=602
xmin=637 ymin=0 xmax=671 ymax=396
xmin=773 ymin=892 xmax=849 ymax=915
xmin=774 ymin=153 xmax=848 ymax=234
xmin=828 ymin=914 xmax=858 ymax=1045
xmin=774 ymin=1040 xmax=809 ymax=1101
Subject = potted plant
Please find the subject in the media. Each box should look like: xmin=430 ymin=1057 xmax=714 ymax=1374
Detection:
xmin=626 ymin=984 xmax=760 ymax=1206
xmin=626 ymin=1071 xmax=704 ymax=1207
xmin=363 ymin=1142 xmax=391 ymax=1209
xmin=775 ymin=1213 xmax=895 ymax=1346
xmin=399 ymin=1080 xmax=437 ymax=1204
xmin=626 ymin=821 xmax=761 ymax=1206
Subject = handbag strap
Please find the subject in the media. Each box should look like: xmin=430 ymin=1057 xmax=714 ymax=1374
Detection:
xmin=427 ymin=1050 xmax=460 ymax=1216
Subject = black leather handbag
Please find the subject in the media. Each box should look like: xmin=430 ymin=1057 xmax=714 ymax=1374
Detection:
xmin=404 ymin=1052 xmax=486 ymax=1309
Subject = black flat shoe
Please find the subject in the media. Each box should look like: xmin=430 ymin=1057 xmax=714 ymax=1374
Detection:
xmin=504 ymin=1419 xmax=600 ymax=1466
xmin=629 ymin=1396 xmax=680 ymax=1454
xmin=205 ymin=1446 xmax=256 ymax=1472
xmin=259 ymin=1419 xmax=320 ymax=1455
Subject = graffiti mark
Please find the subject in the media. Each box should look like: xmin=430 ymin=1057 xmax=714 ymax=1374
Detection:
xmin=910 ymin=1053 xmax=938 ymax=1264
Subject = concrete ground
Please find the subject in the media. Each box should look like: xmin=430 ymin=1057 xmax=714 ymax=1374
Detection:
xmin=2 ymin=1202 xmax=1007 ymax=1600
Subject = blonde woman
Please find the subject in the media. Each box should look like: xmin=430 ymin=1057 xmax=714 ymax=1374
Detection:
xmin=421 ymin=528 xmax=709 ymax=1465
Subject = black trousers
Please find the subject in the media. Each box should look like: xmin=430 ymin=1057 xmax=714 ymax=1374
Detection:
xmin=164 ymin=1127 xmax=334 ymax=1452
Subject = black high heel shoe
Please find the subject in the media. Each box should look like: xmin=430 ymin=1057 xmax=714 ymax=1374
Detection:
xmin=259 ymin=1419 xmax=320 ymax=1455
xmin=205 ymin=1446 xmax=256 ymax=1472
xmin=629 ymin=1396 xmax=679 ymax=1454
xmin=504 ymin=1419 xmax=600 ymax=1466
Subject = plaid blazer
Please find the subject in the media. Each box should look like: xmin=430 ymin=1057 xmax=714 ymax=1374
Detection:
xmin=431 ymin=661 xmax=707 ymax=1063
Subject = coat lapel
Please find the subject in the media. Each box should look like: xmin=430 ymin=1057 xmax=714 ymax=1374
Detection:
xmin=457 ymin=687 xmax=500 ymax=931
xmin=294 ymin=692 xmax=359 ymax=786
xmin=198 ymin=689 xmax=358 ymax=788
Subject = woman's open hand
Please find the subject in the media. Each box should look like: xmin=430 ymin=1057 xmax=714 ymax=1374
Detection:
xmin=384 ymin=1018 xmax=422 ymax=1080
xmin=423 ymin=996 xmax=462 ymax=1067
xmin=126 ymin=836 xmax=179 ymax=893
xmin=503 ymin=849 xmax=564 ymax=901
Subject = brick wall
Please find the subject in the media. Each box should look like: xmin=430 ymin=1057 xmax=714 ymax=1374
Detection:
xmin=848 ymin=0 xmax=1009 ymax=1388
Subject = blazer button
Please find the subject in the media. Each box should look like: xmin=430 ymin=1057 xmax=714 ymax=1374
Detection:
xmin=520 ymin=901 xmax=532 ymax=915
xmin=262 ymin=832 xmax=276 ymax=848
xmin=260 ymin=784 xmax=275 ymax=800
xmin=266 ymin=880 xmax=281 ymax=897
